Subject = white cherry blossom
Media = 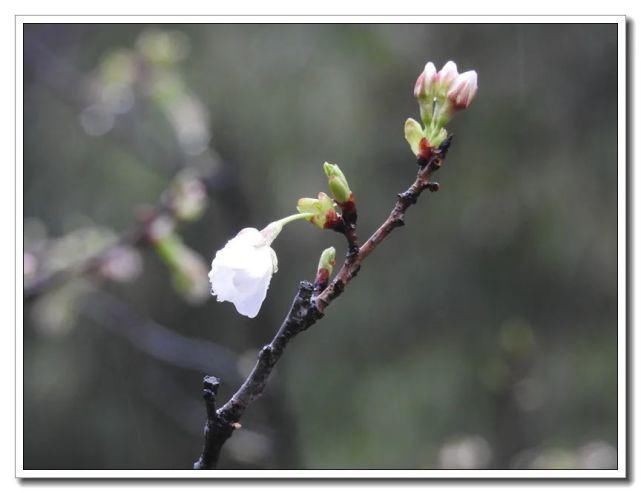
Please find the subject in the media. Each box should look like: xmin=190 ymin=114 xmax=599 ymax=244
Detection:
xmin=209 ymin=227 xmax=278 ymax=318
xmin=208 ymin=213 xmax=312 ymax=318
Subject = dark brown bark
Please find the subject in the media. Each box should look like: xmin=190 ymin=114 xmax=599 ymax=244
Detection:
xmin=193 ymin=282 xmax=322 ymax=469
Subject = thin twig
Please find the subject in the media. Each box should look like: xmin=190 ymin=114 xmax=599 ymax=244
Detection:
xmin=193 ymin=282 xmax=322 ymax=469
xmin=194 ymin=137 xmax=452 ymax=469
xmin=193 ymin=377 xmax=232 ymax=470
xmin=23 ymin=207 xmax=165 ymax=302
xmin=315 ymin=140 xmax=448 ymax=311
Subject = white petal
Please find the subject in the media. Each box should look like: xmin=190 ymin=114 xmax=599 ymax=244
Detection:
xmin=231 ymin=269 xmax=273 ymax=318
xmin=234 ymin=227 xmax=267 ymax=246
xmin=247 ymin=245 xmax=276 ymax=278
xmin=209 ymin=262 xmax=237 ymax=302
xmin=214 ymin=238 xmax=271 ymax=278
xmin=208 ymin=228 xmax=279 ymax=318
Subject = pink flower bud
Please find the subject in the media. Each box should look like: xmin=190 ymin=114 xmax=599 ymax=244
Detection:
xmin=438 ymin=61 xmax=459 ymax=88
xmin=414 ymin=62 xmax=437 ymax=98
xmin=447 ymin=70 xmax=478 ymax=110
xmin=413 ymin=72 xmax=425 ymax=98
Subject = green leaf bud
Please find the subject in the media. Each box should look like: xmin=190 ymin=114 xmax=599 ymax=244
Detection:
xmin=317 ymin=246 xmax=336 ymax=277
xmin=296 ymin=192 xmax=339 ymax=229
xmin=323 ymin=162 xmax=352 ymax=204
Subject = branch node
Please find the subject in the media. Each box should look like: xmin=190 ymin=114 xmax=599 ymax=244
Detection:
xmin=333 ymin=279 xmax=345 ymax=296
xmin=398 ymin=190 xmax=418 ymax=205
xmin=346 ymin=245 xmax=360 ymax=263
xmin=202 ymin=375 xmax=220 ymax=418
xmin=313 ymin=277 xmax=330 ymax=297
xmin=193 ymin=376 xmax=235 ymax=470
xmin=203 ymin=375 xmax=221 ymax=393
xmin=427 ymin=182 xmax=440 ymax=192
xmin=348 ymin=264 xmax=361 ymax=280
xmin=259 ymin=345 xmax=274 ymax=363
xmin=438 ymin=134 xmax=453 ymax=155
xmin=428 ymin=158 xmax=442 ymax=172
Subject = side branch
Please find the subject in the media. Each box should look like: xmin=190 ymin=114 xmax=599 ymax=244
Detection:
xmin=23 ymin=221 xmax=152 ymax=302
xmin=314 ymin=138 xmax=450 ymax=312
xmin=193 ymin=281 xmax=323 ymax=469
xmin=195 ymin=136 xmax=452 ymax=468
xmin=193 ymin=376 xmax=232 ymax=470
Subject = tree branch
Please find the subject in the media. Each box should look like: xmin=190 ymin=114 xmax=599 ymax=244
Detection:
xmin=193 ymin=282 xmax=322 ymax=469
xmin=315 ymin=137 xmax=450 ymax=312
xmin=194 ymin=136 xmax=452 ymax=469
xmin=193 ymin=376 xmax=233 ymax=470
xmin=23 ymin=213 xmax=156 ymax=302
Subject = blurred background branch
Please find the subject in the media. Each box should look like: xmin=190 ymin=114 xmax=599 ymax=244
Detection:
xmin=23 ymin=25 xmax=302 ymax=469
xmin=81 ymin=289 xmax=240 ymax=379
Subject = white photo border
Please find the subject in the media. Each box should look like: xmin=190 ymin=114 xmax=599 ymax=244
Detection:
xmin=15 ymin=14 xmax=627 ymax=480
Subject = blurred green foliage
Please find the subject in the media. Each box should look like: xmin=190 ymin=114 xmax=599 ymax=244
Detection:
xmin=23 ymin=23 xmax=618 ymax=470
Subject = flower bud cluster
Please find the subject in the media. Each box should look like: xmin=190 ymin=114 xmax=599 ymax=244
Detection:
xmin=405 ymin=60 xmax=477 ymax=160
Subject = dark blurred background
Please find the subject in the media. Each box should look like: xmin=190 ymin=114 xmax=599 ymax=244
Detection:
xmin=22 ymin=23 xmax=618 ymax=470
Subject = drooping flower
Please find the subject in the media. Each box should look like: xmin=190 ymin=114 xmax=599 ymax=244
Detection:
xmin=208 ymin=213 xmax=312 ymax=318
xmin=209 ymin=227 xmax=278 ymax=318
